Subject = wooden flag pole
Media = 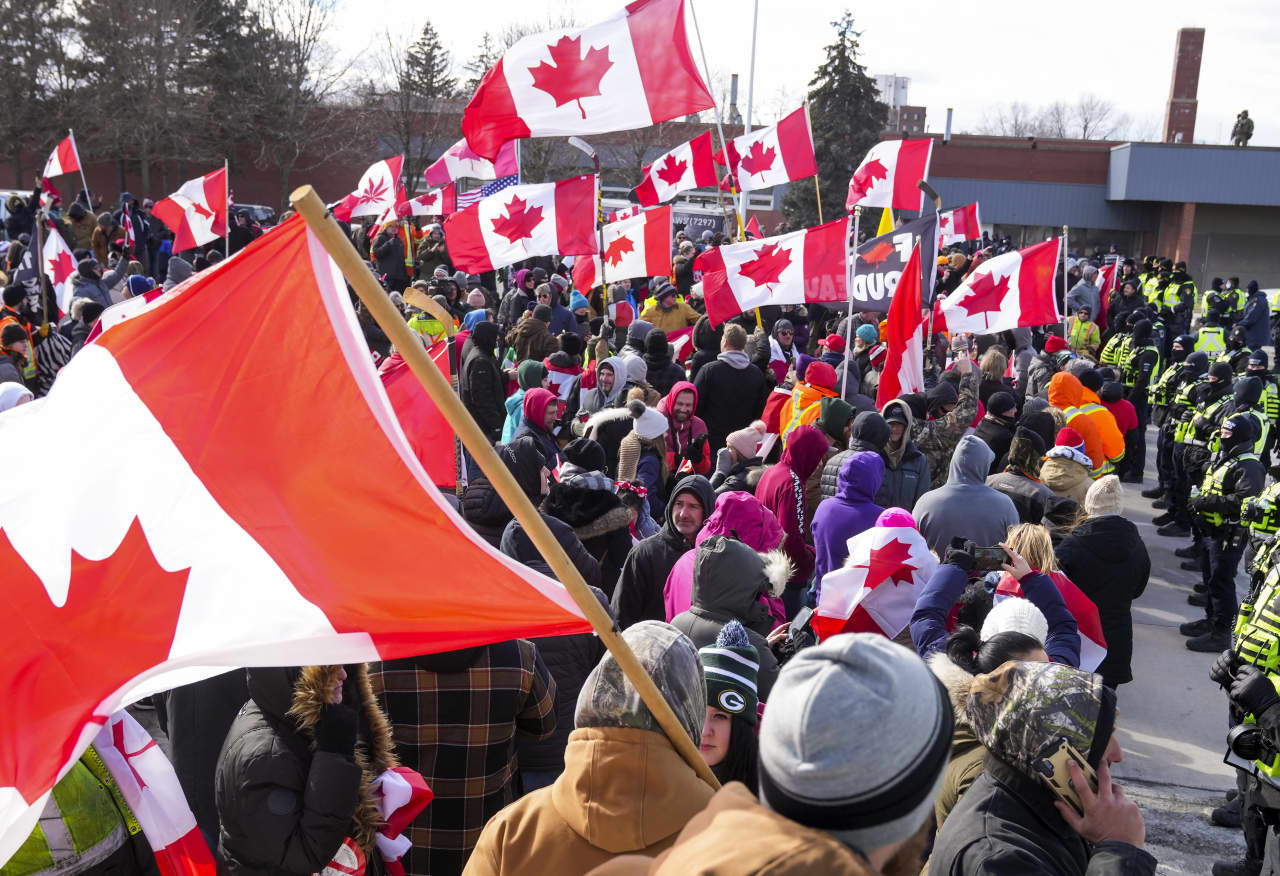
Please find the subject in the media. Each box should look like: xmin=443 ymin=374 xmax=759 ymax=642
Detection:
xmin=813 ymin=177 xmax=824 ymax=225
xmin=68 ymin=128 xmax=92 ymax=209
xmin=289 ymin=185 xmax=720 ymax=791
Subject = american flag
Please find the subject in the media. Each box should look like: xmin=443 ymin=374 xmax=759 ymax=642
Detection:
xmin=456 ymin=174 xmax=519 ymax=209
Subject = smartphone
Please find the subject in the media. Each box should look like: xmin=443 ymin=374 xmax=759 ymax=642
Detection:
xmin=1034 ymin=736 xmax=1098 ymax=818
xmin=972 ymin=546 xmax=1007 ymax=571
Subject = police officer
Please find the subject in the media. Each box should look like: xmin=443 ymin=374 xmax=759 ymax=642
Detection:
xmin=1205 ymin=277 xmax=1231 ymax=320
xmin=1181 ymin=413 xmax=1266 ymax=651
xmin=1247 ymin=351 xmax=1280 ymax=464
xmin=1121 ymin=318 xmax=1161 ymax=482
xmin=1227 ymin=276 xmax=1248 ymax=326
xmin=1198 ymin=301 xmax=1230 ymax=355
xmin=1145 ymin=334 xmax=1197 ymax=503
xmin=1166 ymin=362 xmax=1237 ymax=552
xmin=1220 ymin=324 xmax=1255 ymax=374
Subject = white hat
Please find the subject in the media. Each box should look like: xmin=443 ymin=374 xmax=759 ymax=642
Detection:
xmin=1085 ymin=474 xmax=1123 ymax=517
xmin=980 ymin=597 xmax=1048 ymax=646
xmin=628 ymin=399 xmax=667 ymax=441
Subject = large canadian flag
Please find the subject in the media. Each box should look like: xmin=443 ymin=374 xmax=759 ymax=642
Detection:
xmin=42 ymin=229 xmax=78 ymax=316
xmin=938 ymin=202 xmax=981 ymax=247
xmin=938 ymin=238 xmax=1062 ymax=334
xmin=571 ymin=204 xmax=671 ymax=292
xmin=462 ymin=0 xmax=714 ymax=160
xmin=150 ymin=168 xmax=229 ymax=253
xmin=443 ymin=174 xmax=598 ymax=273
xmin=694 ymin=218 xmax=849 ymax=326
xmin=42 ymin=134 xmax=80 ymax=179
xmin=996 ymin=571 xmax=1107 ymax=672
xmin=0 ymin=217 xmax=591 ymax=866
xmin=714 ymin=105 xmax=817 ymax=194
xmin=634 ymin=131 xmax=718 ymax=206
xmin=332 ymin=156 xmax=405 ymax=221
xmin=845 ymin=138 xmax=934 ymax=211
xmin=876 ymin=243 xmax=926 ymax=408
xmin=424 ymin=138 xmax=519 ymax=186
xmin=813 ymin=522 xmax=939 ymax=641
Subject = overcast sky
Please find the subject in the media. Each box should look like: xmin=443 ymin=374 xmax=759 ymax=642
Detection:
xmin=334 ymin=0 xmax=1279 ymax=148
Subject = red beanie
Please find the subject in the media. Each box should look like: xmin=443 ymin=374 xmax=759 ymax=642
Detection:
xmin=1055 ymin=426 xmax=1084 ymax=448
xmin=805 ymin=360 xmax=838 ymax=391
xmin=1044 ymin=336 xmax=1068 ymax=354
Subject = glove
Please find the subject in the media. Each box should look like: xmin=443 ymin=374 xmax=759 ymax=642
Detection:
xmin=314 ymin=703 xmax=358 ymax=758
xmin=943 ymin=538 xmax=977 ymax=573
xmin=687 ymin=434 xmax=706 ymax=464
xmin=1241 ymin=501 xmax=1260 ymax=523
xmin=1231 ymin=665 xmax=1280 ymax=718
xmin=1210 ymin=649 xmax=1238 ymax=689
xmin=714 ymin=447 xmax=734 ymax=476
xmin=1187 ymin=495 xmax=1204 ymax=513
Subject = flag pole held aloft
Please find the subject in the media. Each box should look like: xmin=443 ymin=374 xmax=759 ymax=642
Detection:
xmin=840 ymin=207 xmax=862 ymax=399
xmin=288 ymin=184 xmax=721 ymax=792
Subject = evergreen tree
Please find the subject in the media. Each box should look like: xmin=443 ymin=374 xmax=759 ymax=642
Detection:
xmin=782 ymin=12 xmax=886 ymax=229
xmin=462 ymin=33 xmax=499 ymax=94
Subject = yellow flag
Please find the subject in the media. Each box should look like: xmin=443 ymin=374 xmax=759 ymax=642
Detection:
xmin=876 ymin=207 xmax=895 ymax=236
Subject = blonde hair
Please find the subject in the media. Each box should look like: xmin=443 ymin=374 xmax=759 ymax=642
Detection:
xmin=980 ymin=348 xmax=1008 ymax=383
xmin=1006 ymin=523 xmax=1058 ymax=573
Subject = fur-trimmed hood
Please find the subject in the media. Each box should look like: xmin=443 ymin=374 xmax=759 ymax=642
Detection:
xmin=541 ymin=479 xmax=632 ymax=540
xmin=927 ymin=651 xmax=975 ymax=730
xmin=691 ymin=535 xmax=793 ymax=620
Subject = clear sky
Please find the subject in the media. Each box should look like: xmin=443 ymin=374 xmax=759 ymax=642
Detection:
xmin=333 ymin=0 xmax=1279 ymax=148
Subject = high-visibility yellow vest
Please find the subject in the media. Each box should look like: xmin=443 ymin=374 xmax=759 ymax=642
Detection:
xmin=2 ymin=757 xmax=128 ymax=876
xmin=1149 ymin=362 xmax=1181 ymax=407
xmin=1199 ymin=451 xmax=1260 ymax=528
xmin=1232 ymin=564 xmax=1280 ymax=782
xmin=1121 ymin=344 xmax=1161 ymax=388
xmin=1067 ymin=317 xmax=1099 ymax=351
xmin=1196 ymin=326 xmax=1226 ymax=353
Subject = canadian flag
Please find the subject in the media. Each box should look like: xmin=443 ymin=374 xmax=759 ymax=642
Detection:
xmin=813 ymin=522 xmax=939 ymax=641
xmin=378 ymin=345 xmax=456 ymax=490
xmin=0 ymin=217 xmax=591 ymax=865
xmin=634 ymin=130 xmax=718 ymax=206
xmin=42 ymin=228 xmax=78 ymax=316
xmin=714 ymin=106 xmax=817 ymax=194
xmin=423 ymin=138 xmax=519 ymax=186
xmin=332 ymin=156 xmax=405 ymax=222
xmin=571 ymin=204 xmax=672 ymax=292
xmin=694 ymin=217 xmax=849 ymax=326
xmin=607 ymin=205 xmax=641 ymax=223
xmin=845 ymin=138 xmax=934 ymax=211
xmin=379 ymin=184 xmax=457 ymax=223
xmin=938 ymin=202 xmax=981 ymax=247
xmin=42 ymin=134 xmax=81 ymax=179
xmin=150 ymin=168 xmax=229 ymax=253
xmin=462 ymin=0 xmax=714 ymax=160
xmin=996 ymin=571 xmax=1107 ymax=673
xmin=876 ymin=243 xmax=926 ymax=407
xmin=443 ymin=174 xmax=598 ymax=273
xmin=938 ymin=238 xmax=1062 ymax=334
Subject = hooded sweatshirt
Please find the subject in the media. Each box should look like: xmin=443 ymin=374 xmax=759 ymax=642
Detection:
xmin=756 ymin=425 xmax=828 ymax=588
xmin=656 ymin=380 xmax=710 ymax=476
xmin=812 ymin=452 xmax=885 ymax=585
xmin=503 ymin=360 xmax=548 ymax=443
xmin=579 ymin=355 xmax=626 ymax=416
xmin=913 ymin=435 xmax=1020 ymax=556
xmin=1046 ymin=372 xmax=1106 ymax=473
xmin=513 ymin=387 xmax=561 ymax=466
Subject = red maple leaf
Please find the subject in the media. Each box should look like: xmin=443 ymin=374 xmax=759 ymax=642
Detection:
xmin=738 ymin=242 xmax=792 ymax=289
xmin=491 ymin=195 xmax=545 ymax=243
xmin=848 ymin=158 xmax=889 ymax=203
xmin=957 ymin=270 xmax=1012 ymax=324
xmin=604 ymin=234 xmax=635 ymax=267
xmin=0 ymin=518 xmax=191 ymax=803
xmin=740 ymin=140 xmax=777 ymax=177
xmin=528 ymin=35 xmax=614 ymax=119
xmin=190 ymin=202 xmax=214 ymax=221
xmin=47 ymin=247 xmax=76 ymax=284
xmin=655 ymin=154 xmax=688 ymax=187
xmin=939 ymin=214 xmax=951 ymax=230
xmin=416 ymin=191 xmax=439 ymax=209
xmin=854 ymin=538 xmax=919 ymax=589
xmin=859 ymin=240 xmax=895 ymax=267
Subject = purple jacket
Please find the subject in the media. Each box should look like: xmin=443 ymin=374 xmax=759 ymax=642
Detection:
xmin=812 ymin=451 xmax=885 ymax=587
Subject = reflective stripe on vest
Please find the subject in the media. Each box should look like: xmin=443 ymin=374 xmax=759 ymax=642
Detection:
xmin=2 ymin=760 xmax=127 ymax=876
xmin=1196 ymin=326 xmax=1226 ymax=353
xmin=1200 ymin=452 xmax=1260 ymax=528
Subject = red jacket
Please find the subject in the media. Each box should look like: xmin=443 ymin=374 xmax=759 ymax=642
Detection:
xmin=755 ymin=425 xmax=827 ymax=587
xmin=657 ymin=380 xmax=711 ymax=476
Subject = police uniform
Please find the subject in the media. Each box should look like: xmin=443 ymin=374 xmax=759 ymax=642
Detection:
xmin=1148 ymin=337 xmax=1196 ymax=502
xmin=1165 ymin=367 xmax=1237 ymax=542
xmin=1121 ymin=320 xmax=1161 ymax=480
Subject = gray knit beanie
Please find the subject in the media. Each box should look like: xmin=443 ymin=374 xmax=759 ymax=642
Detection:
xmin=757 ymin=633 xmax=953 ymax=853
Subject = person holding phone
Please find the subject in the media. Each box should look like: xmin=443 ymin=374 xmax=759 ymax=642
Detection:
xmin=930 ymin=661 xmax=1155 ymax=876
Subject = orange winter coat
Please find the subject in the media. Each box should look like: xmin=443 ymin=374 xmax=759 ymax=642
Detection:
xmin=1047 ymin=373 xmax=1105 ymax=474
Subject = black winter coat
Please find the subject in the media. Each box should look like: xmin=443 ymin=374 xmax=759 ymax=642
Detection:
xmin=460 ymin=346 xmax=507 ymax=441
xmin=370 ymin=230 xmax=409 ymax=284
xmin=693 ymin=356 xmax=767 ymax=452
xmin=710 ymin=456 xmax=765 ymax=495
xmin=499 ymin=512 xmax=603 ymax=592
xmin=1055 ymin=514 xmax=1151 ymax=687
xmin=460 ymin=475 xmax=512 ymax=547
xmin=973 ymin=415 xmax=1015 ymax=475
xmin=540 ymin=480 xmax=634 ymax=598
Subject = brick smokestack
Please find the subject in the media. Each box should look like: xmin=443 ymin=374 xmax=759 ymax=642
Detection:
xmin=1163 ymin=28 xmax=1204 ymax=144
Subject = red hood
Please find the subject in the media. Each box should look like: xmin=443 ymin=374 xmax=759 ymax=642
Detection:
xmin=522 ymin=387 xmax=556 ymax=427
xmin=780 ymin=424 xmax=829 ymax=480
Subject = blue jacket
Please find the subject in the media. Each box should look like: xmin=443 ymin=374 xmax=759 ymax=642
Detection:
xmin=1240 ymin=289 xmax=1270 ymax=350
xmin=811 ymin=451 xmax=884 ymax=587
xmin=501 ymin=389 xmax=526 ymax=444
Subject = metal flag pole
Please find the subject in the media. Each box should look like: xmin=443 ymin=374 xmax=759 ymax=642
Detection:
xmin=917 ymin=181 xmax=944 ymax=367
xmin=1062 ymin=225 xmax=1069 ymax=337
xmin=739 ymin=0 xmax=758 ymax=223
xmin=688 ymin=0 xmax=746 ymax=241
xmin=224 ymin=158 xmax=231 ymax=259
xmin=68 ymin=128 xmax=91 ymax=208
xmin=840 ymin=207 xmax=862 ymax=399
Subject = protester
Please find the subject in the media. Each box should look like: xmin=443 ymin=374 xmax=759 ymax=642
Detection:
xmin=617 ymin=398 xmax=670 ymax=504
xmin=643 ymin=329 xmax=685 ymax=396
xmin=639 ymin=281 xmax=699 ymax=334
xmin=812 ymin=450 xmax=885 ymax=584
xmin=460 ymin=322 xmax=506 ymax=442
xmin=507 ymin=304 xmax=559 ymax=363
xmin=1040 ymin=426 xmax=1094 ymax=504
xmin=541 ymin=440 xmax=633 ymax=596
xmin=693 ymin=323 xmax=767 ymax=452
xmin=914 ymin=435 xmax=1019 ymax=557
xmin=973 ymin=391 xmax=1019 ymax=473
xmin=502 ymin=360 xmax=548 ymax=443
xmin=986 ymin=426 xmax=1053 ymax=523
xmin=918 ymin=357 xmax=980 ymax=489
xmin=657 ymin=380 xmax=711 ymax=479
xmin=579 ymin=355 xmax=626 ymax=417
xmin=696 ymin=621 xmax=761 ymax=792
xmin=709 ymin=421 xmax=767 ymax=495
xmin=756 ymin=424 xmax=827 ymax=615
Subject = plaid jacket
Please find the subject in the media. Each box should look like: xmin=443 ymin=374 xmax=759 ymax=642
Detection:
xmin=369 ymin=640 xmax=556 ymax=876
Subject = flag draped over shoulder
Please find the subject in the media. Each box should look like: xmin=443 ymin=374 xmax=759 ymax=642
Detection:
xmin=0 ymin=217 xmax=590 ymax=866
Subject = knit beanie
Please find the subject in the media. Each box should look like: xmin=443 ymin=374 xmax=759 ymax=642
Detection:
xmin=466 ymin=289 xmax=486 ymax=308
xmin=699 ymin=620 xmax=760 ymax=725
xmin=559 ymin=332 xmax=583 ymax=358
xmin=875 ymin=507 xmax=916 ymax=528
xmin=562 ymin=437 xmax=606 ymax=474
xmin=531 ymin=303 xmax=553 ymax=323
xmin=987 ymin=391 xmax=1016 ymax=417
xmin=626 ymin=319 xmax=654 ymax=346
xmin=794 ymin=353 xmax=813 ymax=382
xmin=549 ymin=273 xmax=569 ymax=293
xmin=856 ymin=323 xmax=878 ymax=345
xmin=1077 ymin=369 xmax=1102 ymax=393
xmin=1085 ymin=474 xmax=1122 ymax=517
xmin=773 ymin=318 xmax=794 ymax=336
xmin=758 ymin=634 xmax=953 ymax=852
xmin=1055 ymin=427 xmax=1084 ymax=450
xmin=1043 ymin=335 xmax=1068 ymax=354
xmin=516 ymin=359 xmax=547 ymax=390
xmin=726 ymin=421 xmax=766 ymax=459
xmin=629 ymin=398 xmax=667 ymax=441
xmin=570 ymin=290 xmax=590 ymax=311
xmin=980 ymin=597 xmax=1049 ymax=645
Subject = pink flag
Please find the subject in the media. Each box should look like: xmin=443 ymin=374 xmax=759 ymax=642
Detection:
xmin=571 ymin=204 xmax=672 ymax=291
xmin=813 ymin=522 xmax=938 ymax=640
xmin=694 ymin=218 xmax=849 ymax=326
xmin=424 ymin=138 xmax=518 ymax=186
xmin=938 ymin=202 xmax=981 ymax=247
xmin=332 ymin=156 xmax=405 ymax=221
xmin=846 ymin=138 xmax=934 ymax=211
xmin=462 ymin=0 xmax=714 ymax=160
xmin=939 ymin=238 xmax=1062 ymax=334
xmin=876 ymin=243 xmax=926 ymax=408
xmin=634 ymin=131 xmax=718 ymax=206
xmin=151 ymin=168 xmax=229 ymax=252
xmin=713 ymin=106 xmax=817 ymax=194
xmin=42 ymin=134 xmax=80 ymax=178
xmin=443 ymin=175 xmax=598 ymax=273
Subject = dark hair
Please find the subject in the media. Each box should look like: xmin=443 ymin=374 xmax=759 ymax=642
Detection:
xmin=945 ymin=624 xmax=1044 ymax=675
xmin=956 ymin=581 xmax=993 ymax=631
xmin=713 ymin=713 xmax=758 ymax=793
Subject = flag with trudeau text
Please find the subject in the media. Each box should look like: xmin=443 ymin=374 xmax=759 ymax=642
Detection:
xmin=714 ymin=106 xmax=816 ymax=194
xmin=938 ymin=202 xmax=981 ymax=247
xmin=571 ymin=204 xmax=671 ymax=292
xmin=876 ymin=243 xmax=926 ymax=408
xmin=151 ymin=168 xmax=229 ymax=253
xmin=813 ymin=520 xmax=938 ymax=641
xmin=443 ymin=175 xmax=598 ymax=273
xmin=695 ymin=217 xmax=849 ymax=326
xmin=0 ymin=216 xmax=592 ymax=866
xmin=424 ymin=138 xmax=519 ymax=186
xmin=42 ymin=134 xmax=80 ymax=179
xmin=938 ymin=238 xmax=1062 ymax=335
xmin=462 ymin=0 xmax=714 ymax=160
xmin=332 ymin=155 xmax=405 ymax=221
xmin=634 ymin=130 xmax=718 ymax=206
xmin=996 ymin=571 xmax=1107 ymax=672
xmin=845 ymin=138 xmax=933 ymax=211
xmin=42 ymin=229 xmax=78 ymax=316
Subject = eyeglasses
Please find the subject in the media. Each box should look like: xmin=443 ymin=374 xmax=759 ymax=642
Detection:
xmin=777 ymin=331 xmax=793 ymax=337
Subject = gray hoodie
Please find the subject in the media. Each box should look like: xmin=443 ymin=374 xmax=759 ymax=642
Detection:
xmin=912 ymin=435 xmax=1020 ymax=556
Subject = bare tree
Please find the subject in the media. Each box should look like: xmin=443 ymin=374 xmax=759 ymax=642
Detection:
xmin=0 ymin=0 xmax=74 ymax=186
xmin=1036 ymin=101 xmax=1071 ymax=138
xmin=1073 ymin=93 xmax=1127 ymax=140
xmin=977 ymin=101 xmax=1039 ymax=137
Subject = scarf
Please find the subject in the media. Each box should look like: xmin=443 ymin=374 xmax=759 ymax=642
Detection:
xmin=1045 ymin=445 xmax=1093 ymax=468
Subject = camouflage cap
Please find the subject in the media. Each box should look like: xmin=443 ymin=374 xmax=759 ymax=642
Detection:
xmin=966 ymin=660 xmax=1113 ymax=777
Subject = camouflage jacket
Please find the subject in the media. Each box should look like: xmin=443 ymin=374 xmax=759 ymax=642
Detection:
xmin=915 ymin=369 xmax=979 ymax=490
